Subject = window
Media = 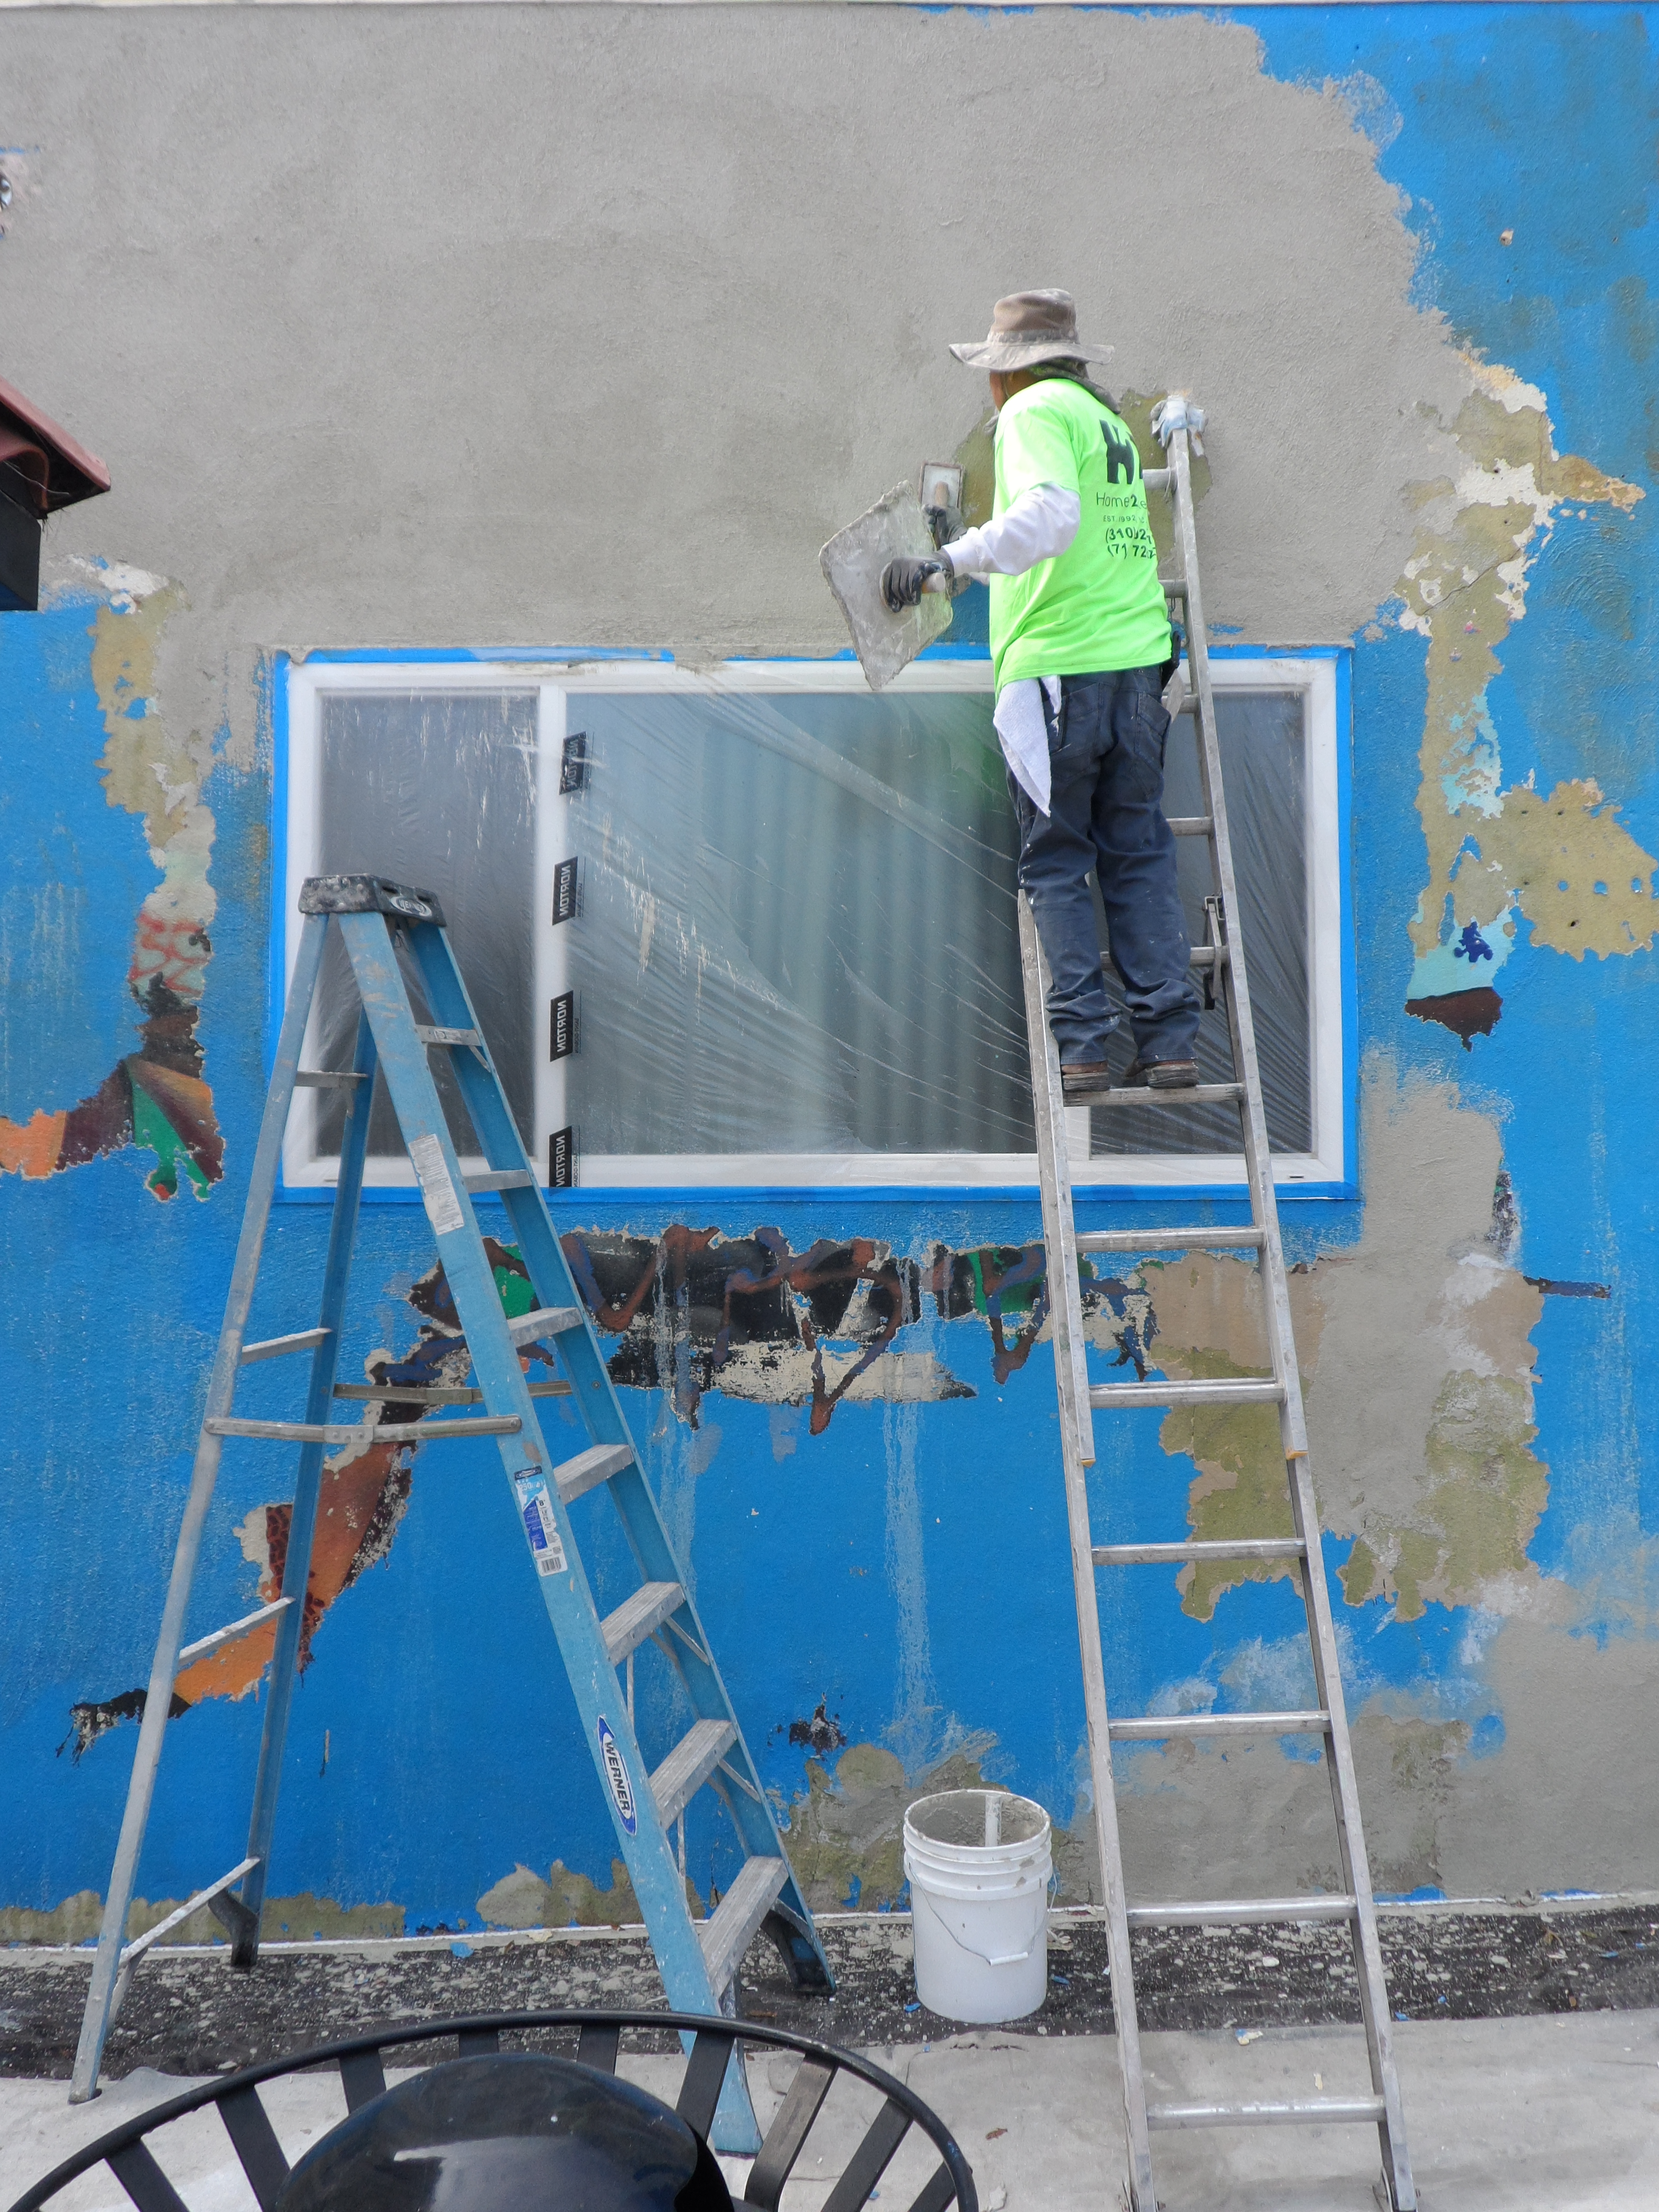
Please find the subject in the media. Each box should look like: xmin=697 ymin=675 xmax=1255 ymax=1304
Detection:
xmin=279 ymin=655 xmax=1349 ymax=1195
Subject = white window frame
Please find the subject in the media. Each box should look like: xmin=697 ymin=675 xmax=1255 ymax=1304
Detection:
xmin=280 ymin=654 xmax=1346 ymax=1194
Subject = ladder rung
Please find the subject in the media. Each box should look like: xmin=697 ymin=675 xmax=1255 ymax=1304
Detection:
xmin=1110 ymin=1709 xmax=1329 ymax=1741
xmin=601 ymin=1581 xmax=685 ymax=1667
xmin=1127 ymin=1895 xmax=1356 ymax=1928
xmin=334 ymin=1381 xmax=572 ymax=1404
xmin=463 ymin=1168 xmax=537 ymax=1193
xmin=414 ymin=1024 xmax=482 ymax=1048
xmin=293 ymin=1068 xmax=365 ymax=1089
xmin=1144 ymin=469 xmax=1170 ymax=492
xmin=1078 ymin=1228 xmax=1264 ymax=1254
xmin=651 ymin=1718 xmax=737 ymax=1829
xmin=118 ymin=1859 xmax=260 ymax=1966
xmin=555 ymin=1442 xmax=634 ymax=1504
xmin=699 ymin=1854 xmax=789 ymax=1996
xmin=1168 ymin=816 xmax=1212 ymax=836
xmin=177 ymin=1597 xmax=294 ymax=1667
xmin=1094 ymin=1538 xmax=1305 ymax=1566
xmin=1148 ymin=2098 xmax=1385 ymax=2131
xmin=1188 ymin=946 xmax=1227 ymax=968
xmin=1067 ymin=1082 xmax=1244 ymax=1108
xmin=508 ymin=1305 xmax=586 ymax=1344
xmin=240 ymin=1327 xmax=331 ymax=1364
xmin=1090 ymin=1378 xmax=1282 ymax=1410
xmin=206 ymin=1414 xmax=521 ymax=1444
xmin=1159 ymin=576 xmax=1185 ymax=598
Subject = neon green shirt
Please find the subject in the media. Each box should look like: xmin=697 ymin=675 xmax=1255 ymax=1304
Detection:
xmin=989 ymin=379 xmax=1172 ymax=692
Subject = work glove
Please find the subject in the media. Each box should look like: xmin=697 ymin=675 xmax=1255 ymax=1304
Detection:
xmin=881 ymin=553 xmax=952 ymax=611
xmin=1151 ymin=392 xmax=1207 ymax=458
xmin=924 ymin=502 xmax=966 ymax=550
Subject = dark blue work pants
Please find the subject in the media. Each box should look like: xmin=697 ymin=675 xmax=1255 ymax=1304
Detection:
xmin=1008 ymin=667 xmax=1203 ymax=1068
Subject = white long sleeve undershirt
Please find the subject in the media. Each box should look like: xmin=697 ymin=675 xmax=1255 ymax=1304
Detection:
xmin=928 ymin=482 xmax=1080 ymax=585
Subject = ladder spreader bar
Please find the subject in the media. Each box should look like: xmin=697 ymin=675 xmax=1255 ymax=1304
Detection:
xmin=414 ymin=1024 xmax=482 ymax=1047
xmin=293 ymin=1069 xmax=365 ymax=1090
xmin=118 ymin=1859 xmax=260 ymax=1967
xmin=1148 ymin=2099 xmax=1385 ymax=2131
xmin=206 ymin=1414 xmax=521 ymax=1444
xmin=240 ymin=1328 xmax=332 ymax=1364
xmin=1109 ymin=1709 xmax=1329 ymax=1741
xmin=334 ymin=1381 xmax=571 ymax=1404
xmin=177 ymin=1597 xmax=294 ymax=1667
xmin=716 ymin=1755 xmax=766 ymax=1805
xmin=1127 ymin=1896 xmax=1356 ymax=1928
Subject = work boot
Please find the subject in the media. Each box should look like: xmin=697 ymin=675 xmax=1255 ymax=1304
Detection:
xmin=1122 ymin=1056 xmax=1200 ymax=1090
xmin=1060 ymin=1059 xmax=1113 ymax=1099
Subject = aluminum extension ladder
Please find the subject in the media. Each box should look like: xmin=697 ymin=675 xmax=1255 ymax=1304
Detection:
xmin=71 ymin=873 xmax=831 ymax=2145
xmin=1019 ymin=426 xmax=1416 ymax=2212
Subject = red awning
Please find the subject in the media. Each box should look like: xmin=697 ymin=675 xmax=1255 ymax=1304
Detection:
xmin=0 ymin=377 xmax=111 ymax=512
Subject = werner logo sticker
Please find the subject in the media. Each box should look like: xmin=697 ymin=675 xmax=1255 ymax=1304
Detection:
xmin=513 ymin=1470 xmax=567 ymax=1577
xmin=597 ymin=1717 xmax=637 ymax=1834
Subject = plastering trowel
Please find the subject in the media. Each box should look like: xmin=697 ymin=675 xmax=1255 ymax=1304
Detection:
xmin=819 ymin=480 xmax=952 ymax=691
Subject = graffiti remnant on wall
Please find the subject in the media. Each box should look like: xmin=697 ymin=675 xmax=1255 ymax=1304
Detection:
xmin=60 ymin=1227 xmax=1157 ymax=1749
xmin=0 ymin=575 xmax=223 ymax=1199
xmin=62 ymin=1125 xmax=1568 ymax=1794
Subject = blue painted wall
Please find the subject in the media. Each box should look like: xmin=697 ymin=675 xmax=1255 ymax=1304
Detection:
xmin=1 ymin=4 xmax=1655 ymax=1939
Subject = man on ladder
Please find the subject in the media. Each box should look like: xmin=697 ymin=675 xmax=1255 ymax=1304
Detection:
xmin=882 ymin=287 xmax=1203 ymax=1097
xmin=893 ymin=289 xmax=1417 ymax=2212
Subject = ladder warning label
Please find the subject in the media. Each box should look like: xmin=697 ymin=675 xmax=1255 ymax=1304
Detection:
xmin=408 ymin=1134 xmax=464 ymax=1238
xmin=513 ymin=1471 xmax=567 ymax=1576
xmin=597 ymin=1717 xmax=637 ymax=1835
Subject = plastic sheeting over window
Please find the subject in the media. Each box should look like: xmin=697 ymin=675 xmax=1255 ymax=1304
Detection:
xmin=1094 ymin=687 xmax=1310 ymax=1156
xmin=311 ymin=692 xmax=538 ymax=1158
xmin=566 ymin=689 xmax=1032 ymax=1158
xmin=565 ymin=685 xmax=1310 ymax=1164
xmin=294 ymin=676 xmax=1312 ymax=1177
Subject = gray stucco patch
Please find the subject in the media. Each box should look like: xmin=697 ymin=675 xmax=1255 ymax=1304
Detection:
xmin=7 ymin=4 xmax=1470 ymax=757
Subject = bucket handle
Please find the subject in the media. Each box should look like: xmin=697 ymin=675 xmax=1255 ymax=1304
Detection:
xmin=926 ymin=1890 xmax=1047 ymax=1969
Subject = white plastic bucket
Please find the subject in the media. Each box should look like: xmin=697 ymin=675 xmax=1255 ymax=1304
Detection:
xmin=903 ymin=1789 xmax=1052 ymax=2024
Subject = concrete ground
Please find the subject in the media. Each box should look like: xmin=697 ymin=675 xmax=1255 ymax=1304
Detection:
xmin=5 ymin=2010 xmax=1657 ymax=2212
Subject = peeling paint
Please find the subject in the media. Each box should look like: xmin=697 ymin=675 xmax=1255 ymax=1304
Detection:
xmin=1303 ymin=1059 xmax=1551 ymax=1621
xmin=1398 ymin=362 xmax=1654 ymax=1033
xmin=0 ymin=1888 xmax=403 ymax=1948
xmin=769 ymin=1739 xmax=998 ymax=1915
xmin=0 ymin=575 xmax=223 ymax=1198
xmin=477 ymin=1859 xmax=643 ymax=1933
xmin=1340 ymin=1368 xmax=1549 ymax=1622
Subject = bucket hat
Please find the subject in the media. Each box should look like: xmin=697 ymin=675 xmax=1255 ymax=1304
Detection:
xmin=949 ymin=289 xmax=1113 ymax=371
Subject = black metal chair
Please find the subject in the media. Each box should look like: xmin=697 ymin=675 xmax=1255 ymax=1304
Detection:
xmin=11 ymin=2010 xmax=977 ymax=2212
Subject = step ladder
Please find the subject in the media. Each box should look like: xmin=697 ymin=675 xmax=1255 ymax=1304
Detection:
xmin=71 ymin=874 xmax=831 ymax=2145
xmin=1019 ymin=428 xmax=1416 ymax=2212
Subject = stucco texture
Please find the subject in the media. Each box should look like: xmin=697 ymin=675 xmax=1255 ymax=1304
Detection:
xmin=0 ymin=4 xmax=1655 ymax=1945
